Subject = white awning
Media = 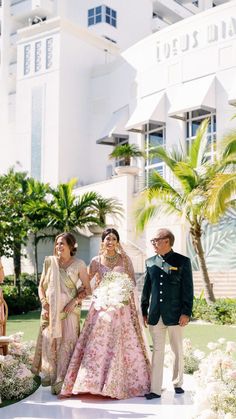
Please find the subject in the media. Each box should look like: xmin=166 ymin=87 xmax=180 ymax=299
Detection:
xmin=168 ymin=76 xmax=216 ymax=120
xmin=97 ymin=106 xmax=129 ymax=145
xmin=125 ymin=91 xmax=166 ymax=133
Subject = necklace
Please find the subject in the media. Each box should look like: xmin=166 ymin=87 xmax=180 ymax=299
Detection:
xmin=58 ymin=257 xmax=73 ymax=269
xmin=104 ymin=253 xmax=119 ymax=267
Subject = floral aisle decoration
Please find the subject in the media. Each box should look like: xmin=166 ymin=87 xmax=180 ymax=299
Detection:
xmin=164 ymin=338 xmax=205 ymax=374
xmin=0 ymin=332 xmax=37 ymax=404
xmin=193 ymin=338 xmax=236 ymax=419
xmin=92 ymin=271 xmax=134 ymax=319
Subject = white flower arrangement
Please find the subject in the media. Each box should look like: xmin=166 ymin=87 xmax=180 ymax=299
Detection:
xmin=0 ymin=332 xmax=37 ymax=403
xmin=92 ymin=271 xmax=134 ymax=312
xmin=193 ymin=339 xmax=236 ymax=419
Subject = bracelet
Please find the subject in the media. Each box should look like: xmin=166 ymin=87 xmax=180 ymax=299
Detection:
xmin=41 ymin=297 xmax=48 ymax=305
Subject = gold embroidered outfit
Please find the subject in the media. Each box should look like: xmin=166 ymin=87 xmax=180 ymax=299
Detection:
xmin=32 ymin=256 xmax=86 ymax=394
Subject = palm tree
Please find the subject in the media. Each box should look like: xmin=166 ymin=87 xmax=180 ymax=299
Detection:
xmin=0 ymin=169 xmax=29 ymax=287
xmin=135 ymin=119 xmax=236 ymax=303
xmin=109 ymin=143 xmax=145 ymax=166
xmin=204 ymin=131 xmax=236 ymax=222
xmin=23 ymin=178 xmax=51 ymax=282
xmin=93 ymin=195 xmax=124 ymax=227
xmin=45 ymin=179 xmax=100 ymax=232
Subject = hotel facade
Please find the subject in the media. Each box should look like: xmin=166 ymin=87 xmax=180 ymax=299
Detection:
xmin=0 ymin=0 xmax=235 ymax=295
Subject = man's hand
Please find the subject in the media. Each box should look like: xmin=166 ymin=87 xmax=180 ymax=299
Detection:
xmin=179 ymin=314 xmax=190 ymax=327
xmin=143 ymin=315 xmax=148 ymax=328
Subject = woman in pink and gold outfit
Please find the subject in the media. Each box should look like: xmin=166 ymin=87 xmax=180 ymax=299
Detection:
xmin=60 ymin=228 xmax=151 ymax=400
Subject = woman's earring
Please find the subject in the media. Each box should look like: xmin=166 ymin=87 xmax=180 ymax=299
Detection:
xmin=115 ymin=244 xmax=120 ymax=253
xmin=99 ymin=242 xmax=105 ymax=255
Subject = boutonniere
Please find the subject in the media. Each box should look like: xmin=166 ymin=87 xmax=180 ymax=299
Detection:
xmin=169 ymin=266 xmax=178 ymax=273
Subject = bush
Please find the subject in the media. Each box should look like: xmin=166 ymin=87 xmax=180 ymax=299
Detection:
xmin=192 ymin=297 xmax=236 ymax=325
xmin=2 ymin=274 xmax=40 ymax=315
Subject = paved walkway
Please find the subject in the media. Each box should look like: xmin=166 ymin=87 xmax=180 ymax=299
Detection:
xmin=1 ymin=369 xmax=196 ymax=419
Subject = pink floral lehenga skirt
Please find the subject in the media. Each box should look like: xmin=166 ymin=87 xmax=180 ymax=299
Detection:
xmin=60 ymin=299 xmax=151 ymax=399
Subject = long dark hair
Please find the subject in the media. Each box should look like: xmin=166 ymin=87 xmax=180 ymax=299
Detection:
xmin=54 ymin=232 xmax=77 ymax=256
xmin=101 ymin=228 xmax=120 ymax=242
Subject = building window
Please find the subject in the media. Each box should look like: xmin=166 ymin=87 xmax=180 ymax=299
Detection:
xmin=46 ymin=37 xmax=53 ymax=69
xmin=88 ymin=5 xmax=117 ymax=28
xmin=35 ymin=41 xmax=41 ymax=72
xmin=144 ymin=123 xmax=165 ymax=186
xmin=192 ymin=0 xmax=199 ymax=6
xmin=186 ymin=110 xmax=216 ymax=162
xmin=105 ymin=6 xmax=117 ymax=27
xmin=88 ymin=6 xmax=102 ymax=26
xmin=24 ymin=44 xmax=31 ymax=75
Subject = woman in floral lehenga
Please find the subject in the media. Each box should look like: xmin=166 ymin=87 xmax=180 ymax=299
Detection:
xmin=32 ymin=232 xmax=90 ymax=395
xmin=60 ymin=228 xmax=151 ymax=400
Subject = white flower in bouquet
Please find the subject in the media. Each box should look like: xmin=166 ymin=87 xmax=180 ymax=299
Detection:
xmin=93 ymin=271 xmax=134 ymax=311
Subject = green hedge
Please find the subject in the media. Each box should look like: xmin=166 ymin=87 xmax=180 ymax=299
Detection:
xmin=192 ymin=297 xmax=236 ymax=325
xmin=2 ymin=274 xmax=40 ymax=315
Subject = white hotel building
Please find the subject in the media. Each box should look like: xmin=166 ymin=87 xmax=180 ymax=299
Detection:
xmin=0 ymin=0 xmax=235 ymax=293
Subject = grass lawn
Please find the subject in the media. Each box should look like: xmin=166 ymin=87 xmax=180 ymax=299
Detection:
xmin=6 ymin=310 xmax=236 ymax=353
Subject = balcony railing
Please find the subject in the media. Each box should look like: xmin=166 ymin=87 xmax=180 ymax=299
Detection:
xmin=11 ymin=0 xmax=53 ymax=20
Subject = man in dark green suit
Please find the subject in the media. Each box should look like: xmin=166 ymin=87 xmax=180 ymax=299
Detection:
xmin=141 ymin=228 xmax=193 ymax=399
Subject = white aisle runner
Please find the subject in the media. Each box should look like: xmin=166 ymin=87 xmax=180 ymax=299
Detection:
xmin=1 ymin=369 xmax=196 ymax=419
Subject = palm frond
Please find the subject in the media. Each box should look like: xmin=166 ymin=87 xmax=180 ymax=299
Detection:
xmin=172 ymin=162 xmax=199 ymax=192
xmin=219 ymin=131 xmax=236 ymax=159
xmin=205 ymin=173 xmax=236 ymax=223
xmin=189 ymin=118 xmax=209 ymax=168
xmin=148 ymin=171 xmax=181 ymax=197
xmin=135 ymin=188 xmax=182 ymax=232
xmin=149 ymin=146 xmax=177 ymax=171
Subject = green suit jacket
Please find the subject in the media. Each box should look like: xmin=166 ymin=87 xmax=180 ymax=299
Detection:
xmin=141 ymin=250 xmax=194 ymax=326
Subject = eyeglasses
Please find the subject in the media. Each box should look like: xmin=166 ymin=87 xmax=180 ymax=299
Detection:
xmin=150 ymin=236 xmax=168 ymax=245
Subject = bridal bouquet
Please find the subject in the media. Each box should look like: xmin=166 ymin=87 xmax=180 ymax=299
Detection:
xmin=92 ymin=271 xmax=134 ymax=311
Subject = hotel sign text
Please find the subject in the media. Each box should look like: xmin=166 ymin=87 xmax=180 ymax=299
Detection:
xmin=156 ymin=18 xmax=236 ymax=62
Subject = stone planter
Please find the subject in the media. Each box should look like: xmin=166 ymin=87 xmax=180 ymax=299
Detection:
xmin=88 ymin=225 xmax=104 ymax=235
xmin=114 ymin=166 xmax=140 ymax=176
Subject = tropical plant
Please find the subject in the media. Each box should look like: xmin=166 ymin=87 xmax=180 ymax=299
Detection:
xmin=22 ymin=178 xmax=51 ymax=282
xmin=204 ymin=131 xmax=236 ymax=222
xmin=29 ymin=178 xmax=99 ymax=234
xmin=135 ymin=119 xmax=236 ymax=303
xmin=109 ymin=143 xmax=145 ymax=166
xmin=93 ymin=195 xmax=124 ymax=227
xmin=0 ymin=169 xmax=29 ymax=286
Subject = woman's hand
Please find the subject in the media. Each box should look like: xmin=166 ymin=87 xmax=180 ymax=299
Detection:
xmin=63 ymin=298 xmax=78 ymax=313
xmin=77 ymin=286 xmax=87 ymax=300
xmin=42 ymin=302 xmax=49 ymax=312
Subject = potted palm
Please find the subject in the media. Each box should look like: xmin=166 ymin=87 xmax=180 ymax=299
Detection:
xmin=109 ymin=143 xmax=145 ymax=175
xmin=88 ymin=195 xmax=124 ymax=234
